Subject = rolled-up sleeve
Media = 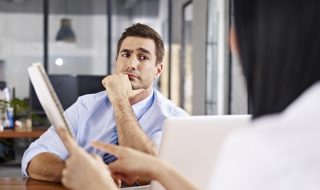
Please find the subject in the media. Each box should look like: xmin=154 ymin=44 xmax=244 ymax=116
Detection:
xmin=21 ymin=98 xmax=81 ymax=176
xmin=21 ymin=127 xmax=68 ymax=176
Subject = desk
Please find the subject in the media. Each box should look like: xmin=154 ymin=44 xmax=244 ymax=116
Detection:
xmin=0 ymin=177 xmax=151 ymax=190
xmin=0 ymin=129 xmax=46 ymax=138
xmin=0 ymin=177 xmax=67 ymax=190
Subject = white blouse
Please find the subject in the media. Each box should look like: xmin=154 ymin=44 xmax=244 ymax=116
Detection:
xmin=209 ymin=81 xmax=320 ymax=190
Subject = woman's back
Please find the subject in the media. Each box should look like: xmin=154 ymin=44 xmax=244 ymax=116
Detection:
xmin=209 ymin=82 xmax=320 ymax=190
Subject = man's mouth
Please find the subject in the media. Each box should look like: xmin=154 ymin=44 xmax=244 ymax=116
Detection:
xmin=126 ymin=73 xmax=138 ymax=79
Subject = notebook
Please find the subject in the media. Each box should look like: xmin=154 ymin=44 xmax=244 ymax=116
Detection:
xmin=27 ymin=63 xmax=72 ymax=137
xmin=151 ymin=115 xmax=251 ymax=190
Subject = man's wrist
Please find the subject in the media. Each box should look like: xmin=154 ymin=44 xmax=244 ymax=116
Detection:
xmin=108 ymin=93 xmax=130 ymax=105
xmin=109 ymin=95 xmax=131 ymax=108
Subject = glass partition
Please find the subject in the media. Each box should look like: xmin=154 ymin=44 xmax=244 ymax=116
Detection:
xmin=0 ymin=0 xmax=43 ymax=99
xmin=206 ymin=0 xmax=248 ymax=114
xmin=180 ymin=1 xmax=193 ymax=113
xmin=0 ymin=0 xmax=171 ymax=99
xmin=206 ymin=0 xmax=230 ymax=114
xmin=48 ymin=0 xmax=108 ymax=75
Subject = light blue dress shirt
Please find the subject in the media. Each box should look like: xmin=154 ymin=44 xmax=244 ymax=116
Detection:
xmin=21 ymin=88 xmax=188 ymax=176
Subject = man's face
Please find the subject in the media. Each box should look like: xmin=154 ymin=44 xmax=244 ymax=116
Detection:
xmin=115 ymin=36 xmax=163 ymax=91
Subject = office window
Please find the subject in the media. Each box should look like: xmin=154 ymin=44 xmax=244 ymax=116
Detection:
xmin=48 ymin=0 xmax=108 ymax=75
xmin=0 ymin=0 xmax=172 ymax=100
xmin=180 ymin=1 xmax=193 ymax=113
xmin=206 ymin=0 xmax=230 ymax=114
xmin=0 ymin=0 xmax=43 ymax=99
xmin=206 ymin=0 xmax=248 ymax=114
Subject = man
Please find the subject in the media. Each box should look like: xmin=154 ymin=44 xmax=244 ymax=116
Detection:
xmin=21 ymin=23 xmax=188 ymax=183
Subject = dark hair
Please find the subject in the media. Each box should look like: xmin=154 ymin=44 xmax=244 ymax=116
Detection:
xmin=233 ymin=0 xmax=320 ymax=118
xmin=116 ymin=23 xmax=164 ymax=64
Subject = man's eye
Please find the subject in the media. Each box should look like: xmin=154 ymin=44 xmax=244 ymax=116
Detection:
xmin=139 ymin=55 xmax=149 ymax=61
xmin=121 ymin=53 xmax=130 ymax=58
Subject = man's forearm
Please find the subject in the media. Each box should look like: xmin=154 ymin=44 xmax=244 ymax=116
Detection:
xmin=27 ymin=152 xmax=65 ymax=182
xmin=113 ymin=99 xmax=157 ymax=185
xmin=112 ymin=98 xmax=158 ymax=156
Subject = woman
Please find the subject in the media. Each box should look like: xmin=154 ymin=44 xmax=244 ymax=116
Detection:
xmin=58 ymin=0 xmax=320 ymax=189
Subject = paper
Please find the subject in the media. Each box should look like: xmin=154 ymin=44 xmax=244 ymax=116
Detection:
xmin=28 ymin=63 xmax=73 ymax=137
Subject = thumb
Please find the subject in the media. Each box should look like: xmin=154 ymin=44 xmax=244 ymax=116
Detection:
xmin=56 ymin=127 xmax=77 ymax=154
xmin=131 ymin=88 xmax=145 ymax=98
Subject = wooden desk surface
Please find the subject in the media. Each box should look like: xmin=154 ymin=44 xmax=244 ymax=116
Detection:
xmin=0 ymin=177 xmax=67 ymax=190
xmin=0 ymin=129 xmax=47 ymax=138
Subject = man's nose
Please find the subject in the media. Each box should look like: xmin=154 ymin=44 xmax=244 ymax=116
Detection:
xmin=127 ymin=57 xmax=139 ymax=70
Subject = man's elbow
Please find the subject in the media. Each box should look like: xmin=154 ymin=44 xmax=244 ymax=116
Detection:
xmin=27 ymin=153 xmax=65 ymax=182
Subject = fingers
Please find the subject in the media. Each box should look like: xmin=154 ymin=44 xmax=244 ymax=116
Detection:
xmin=111 ymin=173 xmax=122 ymax=188
xmin=62 ymin=167 xmax=82 ymax=190
xmin=56 ymin=127 xmax=77 ymax=154
xmin=113 ymin=173 xmax=137 ymax=186
xmin=101 ymin=77 xmax=108 ymax=88
xmin=108 ymin=160 xmax=124 ymax=173
xmin=61 ymin=168 xmax=73 ymax=189
xmin=91 ymin=141 xmax=122 ymax=158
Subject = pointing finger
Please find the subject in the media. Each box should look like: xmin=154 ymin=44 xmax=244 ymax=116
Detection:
xmin=91 ymin=141 xmax=122 ymax=158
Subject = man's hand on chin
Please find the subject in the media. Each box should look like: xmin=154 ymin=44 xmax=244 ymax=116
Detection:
xmin=102 ymin=73 xmax=145 ymax=104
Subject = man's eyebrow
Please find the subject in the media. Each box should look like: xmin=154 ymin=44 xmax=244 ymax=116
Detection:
xmin=120 ymin=49 xmax=133 ymax=53
xmin=137 ymin=47 xmax=151 ymax=55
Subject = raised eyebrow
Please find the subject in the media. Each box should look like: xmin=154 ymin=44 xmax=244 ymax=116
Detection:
xmin=137 ymin=48 xmax=151 ymax=55
xmin=120 ymin=49 xmax=133 ymax=54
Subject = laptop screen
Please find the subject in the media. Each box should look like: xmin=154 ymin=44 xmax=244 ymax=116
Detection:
xmin=151 ymin=115 xmax=251 ymax=190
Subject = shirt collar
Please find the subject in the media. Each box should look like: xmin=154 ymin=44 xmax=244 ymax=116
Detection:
xmin=132 ymin=89 xmax=154 ymax=119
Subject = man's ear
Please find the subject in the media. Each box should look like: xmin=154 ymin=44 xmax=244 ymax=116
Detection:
xmin=155 ymin=63 xmax=163 ymax=79
xmin=230 ymin=26 xmax=239 ymax=56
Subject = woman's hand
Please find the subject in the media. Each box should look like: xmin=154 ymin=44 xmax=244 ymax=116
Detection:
xmin=92 ymin=141 xmax=200 ymax=190
xmin=92 ymin=141 xmax=161 ymax=185
xmin=56 ymin=128 xmax=118 ymax=190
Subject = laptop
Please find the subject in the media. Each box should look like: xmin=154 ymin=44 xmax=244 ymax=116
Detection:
xmin=150 ymin=115 xmax=251 ymax=190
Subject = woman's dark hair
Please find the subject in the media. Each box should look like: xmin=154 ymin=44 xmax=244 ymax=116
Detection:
xmin=233 ymin=0 xmax=320 ymax=118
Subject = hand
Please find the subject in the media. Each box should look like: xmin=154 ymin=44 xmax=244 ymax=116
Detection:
xmin=102 ymin=73 xmax=145 ymax=104
xmin=91 ymin=142 xmax=161 ymax=185
xmin=56 ymin=128 xmax=118 ymax=190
